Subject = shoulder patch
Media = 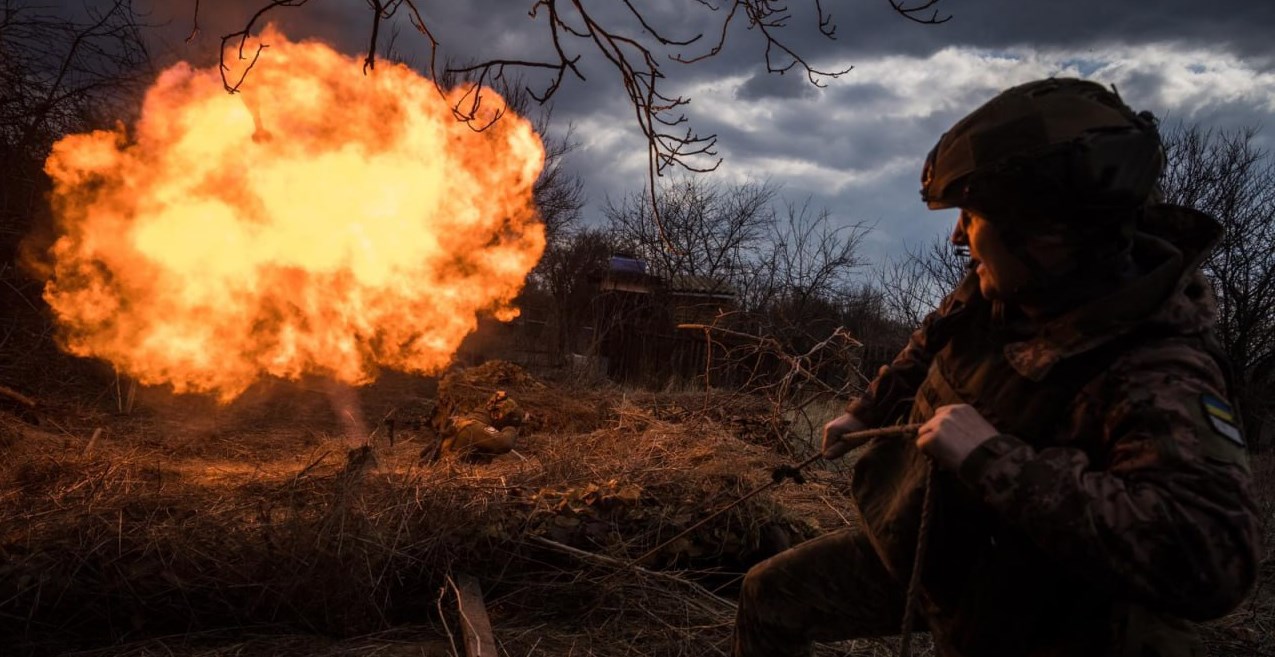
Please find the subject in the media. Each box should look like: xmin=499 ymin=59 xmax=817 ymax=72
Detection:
xmin=1200 ymin=394 xmax=1245 ymax=448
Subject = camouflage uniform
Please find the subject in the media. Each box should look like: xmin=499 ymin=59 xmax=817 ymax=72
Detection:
xmin=437 ymin=391 xmax=525 ymax=461
xmin=734 ymin=205 xmax=1262 ymax=657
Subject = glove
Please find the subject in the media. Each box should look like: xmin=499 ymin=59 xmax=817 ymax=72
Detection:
xmin=821 ymin=412 xmax=868 ymax=460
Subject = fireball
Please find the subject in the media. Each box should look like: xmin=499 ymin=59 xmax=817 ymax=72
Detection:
xmin=40 ymin=28 xmax=546 ymax=401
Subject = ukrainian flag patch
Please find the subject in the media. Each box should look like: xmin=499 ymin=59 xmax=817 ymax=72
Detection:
xmin=1201 ymin=394 xmax=1245 ymax=447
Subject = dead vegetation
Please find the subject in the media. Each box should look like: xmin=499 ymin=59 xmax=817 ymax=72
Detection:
xmin=0 ymin=363 xmax=865 ymax=656
xmin=0 ymin=361 xmax=1270 ymax=656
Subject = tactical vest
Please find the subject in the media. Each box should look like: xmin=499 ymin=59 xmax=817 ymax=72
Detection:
xmin=851 ymin=298 xmax=1208 ymax=657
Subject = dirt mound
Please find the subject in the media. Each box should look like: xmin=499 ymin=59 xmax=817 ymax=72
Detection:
xmin=428 ymin=360 xmax=614 ymax=434
xmin=446 ymin=360 xmax=543 ymax=390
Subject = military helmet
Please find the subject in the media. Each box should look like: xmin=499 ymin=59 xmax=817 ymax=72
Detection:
xmin=921 ymin=78 xmax=1164 ymax=216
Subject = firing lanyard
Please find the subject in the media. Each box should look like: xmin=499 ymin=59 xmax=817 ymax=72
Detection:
xmin=627 ymin=423 xmax=924 ymax=569
xmin=606 ymin=422 xmax=935 ymax=657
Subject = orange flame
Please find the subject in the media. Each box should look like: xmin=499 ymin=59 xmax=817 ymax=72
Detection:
xmin=41 ymin=29 xmax=545 ymax=401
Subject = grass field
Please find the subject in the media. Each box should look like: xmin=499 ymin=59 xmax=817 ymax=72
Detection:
xmin=0 ymin=362 xmax=1269 ymax=656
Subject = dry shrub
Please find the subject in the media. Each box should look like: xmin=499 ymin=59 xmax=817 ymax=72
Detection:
xmin=1 ymin=368 xmax=1266 ymax=657
xmin=0 ymin=386 xmax=857 ymax=656
xmin=431 ymin=360 xmax=614 ymax=434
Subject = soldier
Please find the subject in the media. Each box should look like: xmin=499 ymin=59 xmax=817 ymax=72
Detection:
xmin=428 ymin=390 xmax=528 ymax=462
xmin=733 ymin=79 xmax=1262 ymax=657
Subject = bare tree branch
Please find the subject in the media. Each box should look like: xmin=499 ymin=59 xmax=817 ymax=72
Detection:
xmin=889 ymin=0 xmax=952 ymax=24
xmin=1160 ymin=122 xmax=1275 ymax=449
xmin=605 ymin=178 xmax=779 ymax=284
xmin=217 ymin=0 xmax=309 ymax=93
xmin=1 ymin=0 xmax=153 ymax=361
xmin=680 ymin=317 xmax=867 ymax=457
xmin=212 ymin=0 xmax=949 ymax=246
xmin=186 ymin=0 xmax=201 ymax=43
xmin=875 ymin=234 xmax=968 ymax=328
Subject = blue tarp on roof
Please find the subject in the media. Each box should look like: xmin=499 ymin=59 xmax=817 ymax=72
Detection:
xmin=608 ymin=255 xmax=647 ymax=276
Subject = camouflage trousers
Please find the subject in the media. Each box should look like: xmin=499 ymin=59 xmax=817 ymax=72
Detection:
xmin=733 ymin=528 xmax=908 ymax=657
xmin=440 ymin=419 xmax=516 ymax=461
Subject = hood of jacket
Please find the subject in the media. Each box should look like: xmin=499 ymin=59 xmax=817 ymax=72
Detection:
xmin=1000 ymin=204 xmax=1222 ymax=381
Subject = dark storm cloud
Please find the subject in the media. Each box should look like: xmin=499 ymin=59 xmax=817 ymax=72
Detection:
xmin=695 ymin=99 xmax=926 ymax=175
xmin=736 ymin=70 xmax=818 ymax=101
xmin=827 ymin=82 xmax=899 ymax=107
xmin=790 ymin=0 xmax=1275 ymax=62
xmin=118 ymin=0 xmax=1275 ymax=264
xmin=1109 ymin=69 xmax=1174 ymax=112
xmin=139 ymin=0 xmax=579 ymax=72
xmin=128 ymin=1 xmax=1275 ymax=103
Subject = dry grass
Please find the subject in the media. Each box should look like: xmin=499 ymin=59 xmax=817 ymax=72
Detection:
xmin=0 ymin=362 xmax=1269 ymax=657
xmin=0 ymin=365 xmax=862 ymax=656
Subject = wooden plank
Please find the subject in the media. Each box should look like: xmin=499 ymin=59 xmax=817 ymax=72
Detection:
xmin=455 ymin=572 xmax=498 ymax=657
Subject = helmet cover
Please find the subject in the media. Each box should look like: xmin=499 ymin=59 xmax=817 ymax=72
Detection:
xmin=921 ymin=78 xmax=1163 ymax=217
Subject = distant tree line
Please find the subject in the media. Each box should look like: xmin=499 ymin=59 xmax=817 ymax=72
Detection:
xmin=0 ymin=1 xmax=153 ymax=392
xmin=1159 ymin=123 xmax=1275 ymax=451
xmin=525 ymin=181 xmax=870 ymax=339
xmin=1 ymin=0 xmax=150 ymax=269
xmin=525 ymin=124 xmax=1275 ymax=451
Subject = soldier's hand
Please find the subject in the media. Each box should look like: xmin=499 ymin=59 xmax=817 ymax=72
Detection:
xmin=821 ymin=412 xmax=868 ymax=460
xmin=916 ymin=403 xmax=999 ymax=470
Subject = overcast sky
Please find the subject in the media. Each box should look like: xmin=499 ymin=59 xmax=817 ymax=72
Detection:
xmin=134 ymin=0 xmax=1275 ymax=268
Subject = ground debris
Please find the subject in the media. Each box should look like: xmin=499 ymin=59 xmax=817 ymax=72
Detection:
xmin=0 ymin=376 xmax=849 ymax=656
xmin=1 ymin=367 xmax=1269 ymax=657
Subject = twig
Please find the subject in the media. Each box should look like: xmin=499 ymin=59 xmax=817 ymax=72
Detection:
xmin=83 ymin=427 xmax=103 ymax=457
xmin=626 ymin=423 xmax=919 ymax=569
xmin=185 ymin=0 xmax=200 ymax=42
xmin=217 ymin=0 xmax=309 ymax=93
xmin=437 ymin=579 xmax=462 ymax=656
xmin=0 ymin=383 xmax=37 ymax=408
xmin=527 ymin=535 xmax=736 ymax=612
xmin=678 ymin=321 xmax=867 ymax=433
xmin=289 ymin=449 xmax=331 ymax=486
xmin=889 ymin=0 xmax=952 ymax=24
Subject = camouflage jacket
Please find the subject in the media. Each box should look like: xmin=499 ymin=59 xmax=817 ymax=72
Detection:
xmin=427 ymin=394 xmax=525 ymax=461
xmin=847 ymin=205 xmax=1262 ymax=657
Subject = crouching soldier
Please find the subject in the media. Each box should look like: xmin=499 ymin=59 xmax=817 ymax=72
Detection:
xmin=426 ymin=390 xmax=527 ymax=463
xmin=733 ymin=78 xmax=1261 ymax=657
